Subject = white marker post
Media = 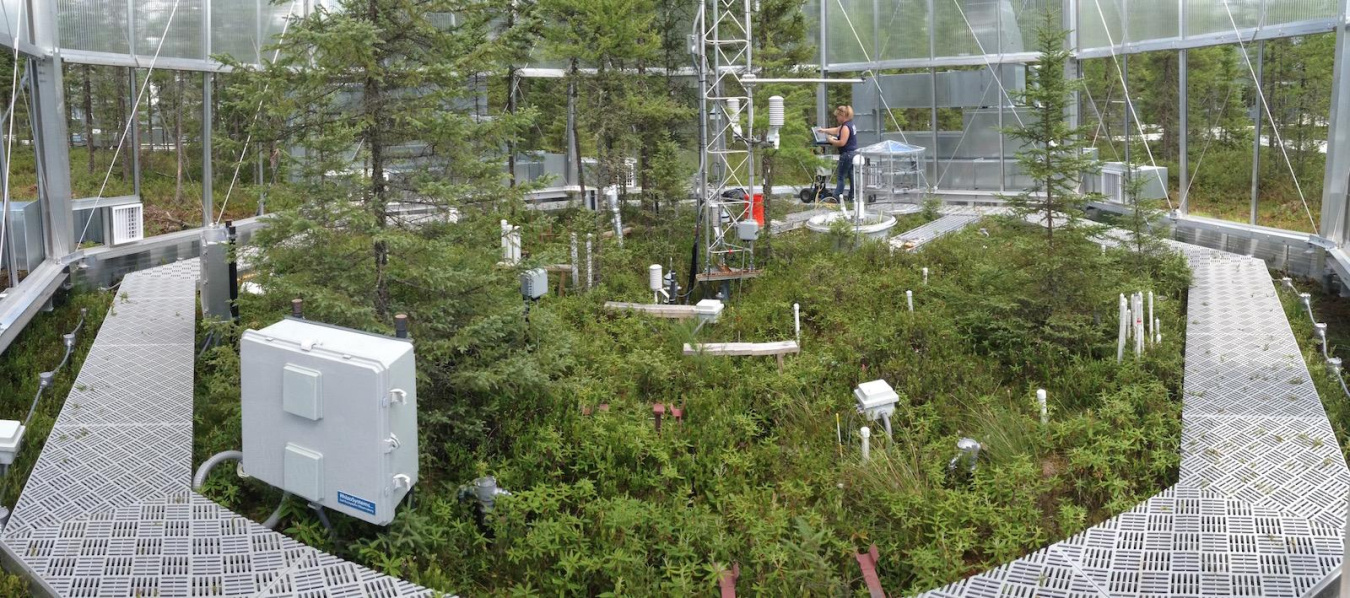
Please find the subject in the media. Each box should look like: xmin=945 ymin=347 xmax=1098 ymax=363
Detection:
xmin=922 ymin=267 xmax=929 ymax=285
xmin=794 ymin=303 xmax=801 ymax=343
xmin=906 ymin=290 xmax=914 ymax=312
xmin=1117 ymin=294 xmax=1128 ymax=363
xmin=860 ymin=426 xmax=871 ymax=462
xmin=1147 ymin=291 xmax=1155 ymax=346
xmin=570 ymin=233 xmax=579 ymax=288
xmin=1036 ymin=388 xmax=1047 ymax=425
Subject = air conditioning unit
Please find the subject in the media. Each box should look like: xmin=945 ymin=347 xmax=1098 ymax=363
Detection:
xmin=1093 ymin=163 xmax=1168 ymax=205
xmin=109 ymin=203 xmax=144 ymax=245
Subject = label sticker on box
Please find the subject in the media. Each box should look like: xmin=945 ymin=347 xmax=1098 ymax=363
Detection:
xmin=337 ymin=491 xmax=376 ymax=515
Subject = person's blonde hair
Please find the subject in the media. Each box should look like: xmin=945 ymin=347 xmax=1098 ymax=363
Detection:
xmin=834 ymin=105 xmax=854 ymax=121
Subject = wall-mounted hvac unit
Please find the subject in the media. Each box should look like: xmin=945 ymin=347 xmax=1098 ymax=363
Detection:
xmin=109 ymin=203 xmax=144 ymax=245
xmin=1090 ymin=163 xmax=1168 ymax=205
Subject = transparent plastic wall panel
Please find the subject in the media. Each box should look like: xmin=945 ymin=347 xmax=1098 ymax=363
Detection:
xmin=1079 ymin=0 xmax=1124 ymax=50
xmin=1003 ymin=0 xmax=1055 ymax=53
xmin=1126 ymin=0 xmax=1180 ymax=43
xmin=876 ymin=0 xmax=929 ymax=62
xmin=134 ymin=0 xmax=205 ymax=60
xmin=58 ymin=0 xmax=131 ymax=54
xmin=211 ymin=0 xmax=261 ymax=62
xmin=0 ymin=0 xmax=23 ymax=44
xmin=933 ymin=0 xmax=987 ymax=58
xmin=1265 ymin=0 xmax=1339 ymax=27
xmin=826 ymin=0 xmax=875 ymax=64
xmin=1185 ymin=0 xmax=1261 ymax=38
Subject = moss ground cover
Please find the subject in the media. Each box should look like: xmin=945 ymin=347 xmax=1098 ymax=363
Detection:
xmin=194 ymin=212 xmax=1188 ymax=595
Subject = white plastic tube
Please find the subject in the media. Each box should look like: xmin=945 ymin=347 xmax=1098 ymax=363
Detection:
xmin=906 ymin=290 xmax=913 ymax=312
xmin=860 ymin=426 xmax=871 ymax=462
xmin=585 ymin=233 xmax=594 ymax=290
xmin=1147 ymin=291 xmax=1155 ymax=346
xmin=922 ymin=267 xmax=929 ymax=285
xmin=1036 ymin=389 xmax=1047 ymax=425
xmin=570 ymin=233 xmax=579 ymax=288
xmin=794 ymin=303 xmax=801 ymax=343
xmin=1117 ymin=294 xmax=1127 ymax=363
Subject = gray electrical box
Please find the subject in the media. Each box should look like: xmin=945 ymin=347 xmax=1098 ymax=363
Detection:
xmin=520 ymin=267 xmax=548 ymax=300
xmin=240 ymin=318 xmax=418 ymax=526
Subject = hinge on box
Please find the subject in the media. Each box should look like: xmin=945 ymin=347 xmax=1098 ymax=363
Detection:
xmin=383 ymin=434 xmax=401 ymax=454
xmin=385 ymin=388 xmax=408 ymax=407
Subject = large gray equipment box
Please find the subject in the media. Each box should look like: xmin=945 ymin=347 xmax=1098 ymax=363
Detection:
xmin=240 ymin=318 xmax=418 ymax=525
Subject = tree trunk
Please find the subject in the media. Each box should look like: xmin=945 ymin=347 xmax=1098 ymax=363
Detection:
xmin=175 ymin=72 xmax=184 ymax=203
xmin=366 ymin=0 xmax=390 ymax=317
xmin=82 ymin=65 xmax=93 ymax=175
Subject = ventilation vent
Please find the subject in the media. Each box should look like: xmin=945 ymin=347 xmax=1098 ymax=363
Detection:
xmin=110 ymin=203 xmax=144 ymax=245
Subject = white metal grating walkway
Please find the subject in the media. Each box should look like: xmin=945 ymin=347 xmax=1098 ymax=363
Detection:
xmin=0 ymin=260 xmax=430 ymax=597
xmin=919 ymin=243 xmax=1350 ymax=597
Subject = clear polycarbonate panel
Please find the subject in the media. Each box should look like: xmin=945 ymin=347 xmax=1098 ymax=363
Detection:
xmin=933 ymin=0 xmax=988 ymax=59
xmin=875 ymin=0 xmax=929 ymax=61
xmin=57 ymin=0 xmax=130 ymax=54
xmin=1126 ymin=0 xmax=1179 ymax=43
xmin=1079 ymin=0 xmax=1124 ymax=49
xmin=135 ymin=0 xmax=204 ymax=60
xmin=1185 ymin=0 xmax=1260 ymax=38
xmin=826 ymin=0 xmax=875 ymax=64
xmin=211 ymin=0 xmax=260 ymax=61
xmin=0 ymin=0 xmax=24 ymax=44
xmin=263 ymin=0 xmax=301 ymax=44
xmin=1005 ymin=0 xmax=1057 ymax=53
xmin=1265 ymin=0 xmax=1338 ymax=26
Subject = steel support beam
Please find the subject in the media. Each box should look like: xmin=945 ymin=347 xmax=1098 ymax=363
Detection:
xmin=1250 ymin=41 xmax=1265 ymax=226
xmin=1179 ymin=49 xmax=1188 ymax=214
xmin=26 ymin=0 xmax=72 ymax=259
xmin=1320 ymin=0 xmax=1350 ymax=245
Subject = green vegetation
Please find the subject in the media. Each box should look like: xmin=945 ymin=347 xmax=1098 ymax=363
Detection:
xmin=0 ymin=289 xmax=111 ymax=597
xmin=195 ymin=209 xmax=1189 ymax=595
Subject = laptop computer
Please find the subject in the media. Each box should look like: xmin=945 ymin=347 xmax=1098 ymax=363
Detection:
xmin=812 ymin=130 xmax=833 ymax=146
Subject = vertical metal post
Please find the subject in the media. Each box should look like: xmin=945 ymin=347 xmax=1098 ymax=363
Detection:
xmin=202 ymin=0 xmax=215 ymax=227
xmin=927 ymin=0 xmax=938 ymax=188
xmin=1179 ymin=49 xmax=1189 ymax=214
xmin=26 ymin=0 xmax=74 ymax=258
xmin=1250 ymin=41 xmax=1265 ymax=226
xmin=817 ymin=0 xmax=828 ymax=128
xmin=1320 ymin=0 xmax=1350 ymax=244
xmin=872 ymin=0 xmax=882 ymax=141
xmin=1123 ymin=53 xmax=1130 ymax=167
xmin=128 ymin=69 xmax=141 ymax=198
xmin=203 ymin=73 xmax=214 ymax=227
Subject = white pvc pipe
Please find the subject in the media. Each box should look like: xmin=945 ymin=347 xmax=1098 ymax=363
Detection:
xmin=922 ymin=267 xmax=929 ymax=285
xmin=1036 ymin=389 xmax=1047 ymax=425
xmin=1117 ymin=294 xmax=1127 ymax=363
xmin=1155 ymin=318 xmax=1161 ymax=344
xmin=794 ymin=303 xmax=801 ymax=343
xmin=585 ymin=233 xmax=594 ymax=290
xmin=607 ymin=187 xmax=624 ymax=246
xmin=570 ymin=233 xmax=579 ymax=288
xmin=1147 ymin=291 xmax=1155 ymax=346
xmin=860 ymin=426 xmax=871 ymax=462
xmin=906 ymin=290 xmax=913 ymax=312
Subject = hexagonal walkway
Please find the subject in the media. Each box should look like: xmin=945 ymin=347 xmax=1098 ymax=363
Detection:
xmin=0 ymin=260 xmax=430 ymax=597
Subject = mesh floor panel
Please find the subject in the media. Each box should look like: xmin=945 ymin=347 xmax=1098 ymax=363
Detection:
xmin=0 ymin=260 xmax=431 ymax=597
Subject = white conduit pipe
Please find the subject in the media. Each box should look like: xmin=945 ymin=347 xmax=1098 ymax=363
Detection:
xmin=922 ymin=267 xmax=929 ymax=286
xmin=570 ymin=233 xmax=579 ymax=288
xmin=1036 ymin=388 xmax=1047 ymax=426
xmin=1148 ymin=291 xmax=1155 ymax=346
xmin=860 ymin=426 xmax=871 ymax=462
xmin=794 ymin=303 xmax=801 ymax=344
xmin=906 ymin=290 xmax=913 ymax=312
xmin=585 ymin=234 xmax=594 ymax=290
xmin=1117 ymin=294 xmax=1127 ymax=363
xmin=1276 ymin=278 xmax=1350 ymax=399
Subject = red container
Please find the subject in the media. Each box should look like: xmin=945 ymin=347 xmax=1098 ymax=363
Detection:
xmin=751 ymin=193 xmax=764 ymax=227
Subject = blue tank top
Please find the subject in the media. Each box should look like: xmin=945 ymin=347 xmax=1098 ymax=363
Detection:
xmin=840 ymin=120 xmax=857 ymax=154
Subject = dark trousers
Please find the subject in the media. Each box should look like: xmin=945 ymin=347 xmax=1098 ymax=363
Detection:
xmin=834 ymin=151 xmax=856 ymax=200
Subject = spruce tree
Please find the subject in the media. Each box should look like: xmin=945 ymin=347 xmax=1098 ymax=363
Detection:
xmin=1005 ymin=17 xmax=1101 ymax=251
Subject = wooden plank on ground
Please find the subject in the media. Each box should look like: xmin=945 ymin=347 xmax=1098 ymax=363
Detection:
xmin=682 ymin=341 xmax=800 ymax=356
xmin=604 ymin=301 xmax=700 ymax=319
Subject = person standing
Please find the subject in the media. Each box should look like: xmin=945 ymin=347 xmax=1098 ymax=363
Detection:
xmin=815 ymin=105 xmax=858 ymax=201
